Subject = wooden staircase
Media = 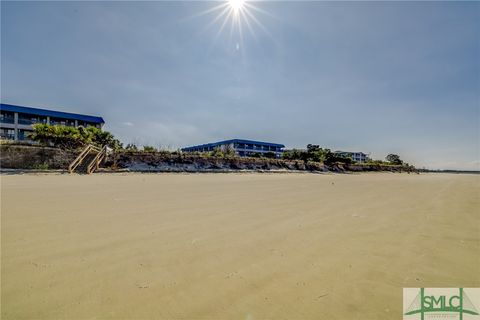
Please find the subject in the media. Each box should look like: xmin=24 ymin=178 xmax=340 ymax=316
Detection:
xmin=68 ymin=145 xmax=108 ymax=174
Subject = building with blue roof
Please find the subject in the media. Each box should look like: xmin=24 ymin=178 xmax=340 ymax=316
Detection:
xmin=182 ymin=139 xmax=285 ymax=158
xmin=0 ymin=103 xmax=105 ymax=141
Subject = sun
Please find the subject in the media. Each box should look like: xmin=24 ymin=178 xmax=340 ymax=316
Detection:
xmin=190 ymin=0 xmax=271 ymax=49
xmin=229 ymin=0 xmax=245 ymax=12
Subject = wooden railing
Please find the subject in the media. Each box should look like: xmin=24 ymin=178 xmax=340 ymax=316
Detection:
xmin=68 ymin=144 xmax=102 ymax=173
xmin=86 ymin=145 xmax=108 ymax=174
xmin=69 ymin=145 xmax=93 ymax=173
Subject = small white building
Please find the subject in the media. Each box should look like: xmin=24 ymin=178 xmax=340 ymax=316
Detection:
xmin=333 ymin=151 xmax=370 ymax=163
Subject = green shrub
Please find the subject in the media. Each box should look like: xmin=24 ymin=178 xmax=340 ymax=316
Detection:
xmin=264 ymin=151 xmax=276 ymax=159
xmin=209 ymin=145 xmax=236 ymax=158
xmin=143 ymin=145 xmax=157 ymax=152
xmin=282 ymin=144 xmax=333 ymax=163
xmin=29 ymin=124 xmax=122 ymax=150
xmin=125 ymin=143 xmax=138 ymax=151
xmin=248 ymin=152 xmax=262 ymax=158
xmin=386 ymin=154 xmax=403 ymax=165
xmin=32 ymin=163 xmax=49 ymax=170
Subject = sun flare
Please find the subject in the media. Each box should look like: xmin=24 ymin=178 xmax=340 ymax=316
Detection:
xmin=229 ymin=0 xmax=245 ymax=12
xmin=190 ymin=0 xmax=271 ymax=50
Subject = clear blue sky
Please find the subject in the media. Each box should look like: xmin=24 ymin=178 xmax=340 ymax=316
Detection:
xmin=1 ymin=1 xmax=479 ymax=170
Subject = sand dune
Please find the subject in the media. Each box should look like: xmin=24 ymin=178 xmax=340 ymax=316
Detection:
xmin=1 ymin=172 xmax=479 ymax=319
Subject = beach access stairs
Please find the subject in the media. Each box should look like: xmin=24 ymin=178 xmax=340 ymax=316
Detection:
xmin=68 ymin=144 xmax=108 ymax=174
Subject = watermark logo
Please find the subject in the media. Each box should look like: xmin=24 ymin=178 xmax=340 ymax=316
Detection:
xmin=404 ymin=288 xmax=480 ymax=320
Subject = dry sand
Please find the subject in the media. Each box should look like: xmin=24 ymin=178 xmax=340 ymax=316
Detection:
xmin=1 ymin=172 xmax=479 ymax=319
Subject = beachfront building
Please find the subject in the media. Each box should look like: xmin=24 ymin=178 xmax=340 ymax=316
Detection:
xmin=182 ymin=139 xmax=285 ymax=158
xmin=0 ymin=103 xmax=105 ymax=141
xmin=333 ymin=150 xmax=370 ymax=163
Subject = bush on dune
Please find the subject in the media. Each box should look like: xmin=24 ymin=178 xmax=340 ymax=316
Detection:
xmin=29 ymin=124 xmax=123 ymax=150
xmin=282 ymin=144 xmax=351 ymax=165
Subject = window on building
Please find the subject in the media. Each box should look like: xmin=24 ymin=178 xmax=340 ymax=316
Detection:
xmin=50 ymin=118 xmax=75 ymax=126
xmin=0 ymin=111 xmax=15 ymax=124
xmin=18 ymin=113 xmax=47 ymax=125
xmin=17 ymin=129 xmax=33 ymax=141
xmin=49 ymin=118 xmax=61 ymax=125
xmin=78 ymin=121 xmax=98 ymax=127
xmin=0 ymin=128 xmax=15 ymax=140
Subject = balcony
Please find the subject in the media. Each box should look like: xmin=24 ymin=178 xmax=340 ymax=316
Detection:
xmin=50 ymin=118 xmax=75 ymax=127
xmin=235 ymin=146 xmax=282 ymax=152
xmin=18 ymin=117 xmax=48 ymax=125
xmin=0 ymin=116 xmax=15 ymax=124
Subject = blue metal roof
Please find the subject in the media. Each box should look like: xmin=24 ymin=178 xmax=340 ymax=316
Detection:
xmin=0 ymin=103 xmax=105 ymax=124
xmin=182 ymin=139 xmax=285 ymax=151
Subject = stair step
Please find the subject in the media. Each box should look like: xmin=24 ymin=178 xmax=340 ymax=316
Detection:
xmin=75 ymin=152 xmax=98 ymax=173
xmin=68 ymin=144 xmax=106 ymax=174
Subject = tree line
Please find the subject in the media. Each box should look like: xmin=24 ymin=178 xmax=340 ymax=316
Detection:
xmin=282 ymin=144 xmax=353 ymax=165
xmin=28 ymin=124 xmax=406 ymax=165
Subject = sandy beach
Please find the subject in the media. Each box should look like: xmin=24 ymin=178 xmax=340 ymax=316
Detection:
xmin=1 ymin=172 xmax=479 ymax=319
